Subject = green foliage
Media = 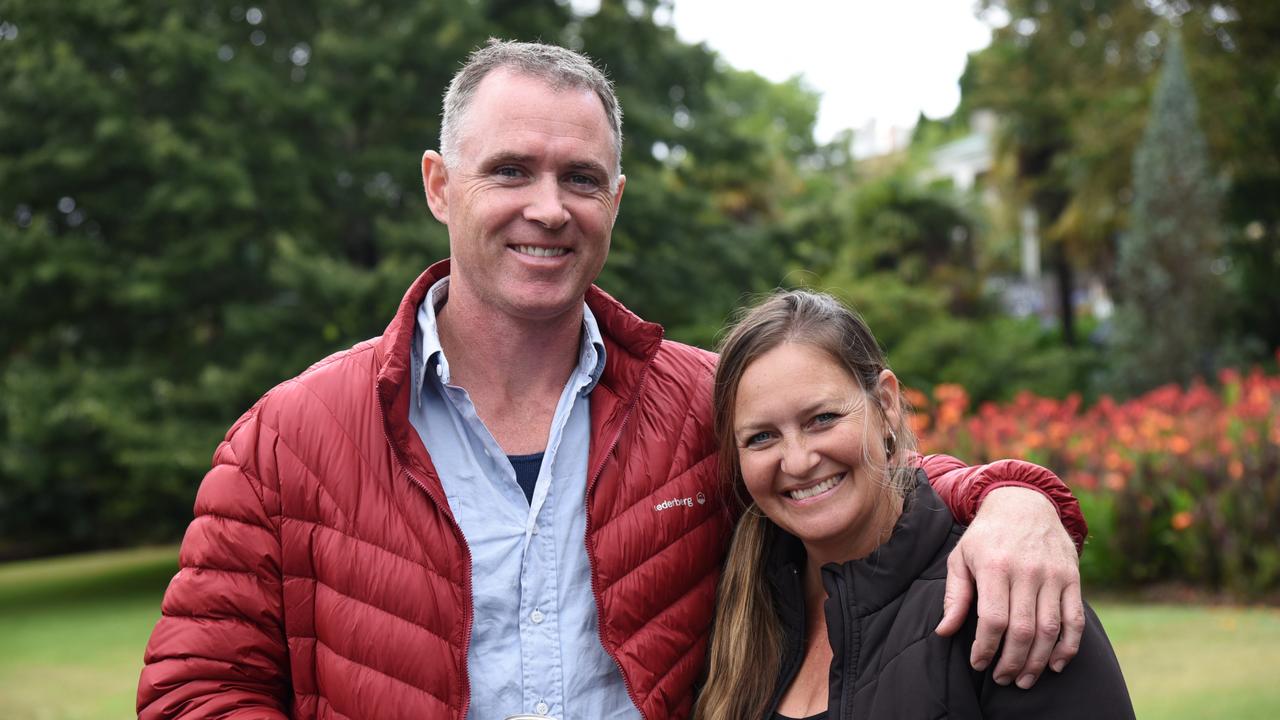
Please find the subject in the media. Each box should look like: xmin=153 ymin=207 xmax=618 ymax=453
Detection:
xmin=1108 ymin=31 xmax=1224 ymax=394
xmin=806 ymin=171 xmax=1098 ymax=405
xmin=823 ymin=273 xmax=1098 ymax=404
xmin=0 ymin=0 xmax=829 ymax=555
xmin=963 ymin=0 xmax=1280 ymax=360
xmin=919 ymin=366 xmax=1280 ymax=597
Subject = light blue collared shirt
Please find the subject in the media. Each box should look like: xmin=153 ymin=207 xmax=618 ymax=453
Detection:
xmin=409 ymin=277 xmax=638 ymax=720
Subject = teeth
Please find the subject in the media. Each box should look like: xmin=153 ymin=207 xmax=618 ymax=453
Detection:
xmin=788 ymin=474 xmax=843 ymax=500
xmin=514 ymin=245 xmax=568 ymax=258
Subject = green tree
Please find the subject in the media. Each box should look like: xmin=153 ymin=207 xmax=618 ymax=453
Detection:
xmin=962 ymin=1 xmax=1280 ymax=362
xmin=961 ymin=0 xmax=1157 ymax=346
xmin=1108 ymin=31 xmax=1224 ymax=392
xmin=0 ymin=0 xmax=827 ymax=556
xmin=811 ymin=170 xmax=1097 ymax=405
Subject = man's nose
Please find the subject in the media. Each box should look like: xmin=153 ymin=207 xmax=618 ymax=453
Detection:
xmin=523 ymin=175 xmax=570 ymax=229
xmin=779 ymin=436 xmax=819 ymax=478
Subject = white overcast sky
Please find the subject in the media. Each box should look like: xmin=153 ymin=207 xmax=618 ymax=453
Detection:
xmin=658 ymin=0 xmax=1000 ymax=143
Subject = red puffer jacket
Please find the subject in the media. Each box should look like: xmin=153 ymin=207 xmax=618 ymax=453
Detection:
xmin=138 ymin=260 xmax=1086 ymax=719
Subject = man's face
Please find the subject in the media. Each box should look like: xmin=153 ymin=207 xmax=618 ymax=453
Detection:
xmin=423 ymin=69 xmax=625 ymax=324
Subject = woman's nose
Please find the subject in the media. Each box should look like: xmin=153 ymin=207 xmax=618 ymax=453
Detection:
xmin=779 ymin=436 xmax=819 ymax=478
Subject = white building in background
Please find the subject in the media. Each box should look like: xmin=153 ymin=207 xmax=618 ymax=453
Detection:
xmin=852 ymin=117 xmax=913 ymax=159
xmin=925 ymin=110 xmax=1041 ymax=285
xmin=924 ymin=112 xmax=1115 ymax=325
xmin=924 ymin=110 xmax=1051 ymax=319
xmin=928 ymin=110 xmax=998 ymax=192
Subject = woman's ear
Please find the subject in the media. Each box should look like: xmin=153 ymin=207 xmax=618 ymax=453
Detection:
xmin=876 ymin=369 xmax=902 ymax=433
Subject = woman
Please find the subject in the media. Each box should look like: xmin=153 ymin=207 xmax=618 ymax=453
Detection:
xmin=695 ymin=290 xmax=1133 ymax=720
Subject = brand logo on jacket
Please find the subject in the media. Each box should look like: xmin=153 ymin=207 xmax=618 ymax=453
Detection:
xmin=653 ymin=491 xmax=708 ymax=512
xmin=654 ymin=496 xmax=694 ymax=511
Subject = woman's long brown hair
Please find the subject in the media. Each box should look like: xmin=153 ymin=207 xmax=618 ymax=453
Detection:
xmin=694 ymin=290 xmax=917 ymax=720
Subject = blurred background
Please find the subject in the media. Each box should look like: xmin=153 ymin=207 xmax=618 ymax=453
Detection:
xmin=1 ymin=0 xmax=1277 ymax=717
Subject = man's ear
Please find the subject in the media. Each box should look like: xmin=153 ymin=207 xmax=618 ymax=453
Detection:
xmin=611 ymin=173 xmax=626 ymax=220
xmin=422 ymin=150 xmax=449 ymax=224
xmin=876 ymin=369 xmax=903 ymax=432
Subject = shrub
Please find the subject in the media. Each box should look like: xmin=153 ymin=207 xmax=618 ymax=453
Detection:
xmin=911 ymin=357 xmax=1280 ymax=597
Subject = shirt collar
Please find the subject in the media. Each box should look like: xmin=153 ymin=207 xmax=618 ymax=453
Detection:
xmin=416 ymin=276 xmax=607 ymax=396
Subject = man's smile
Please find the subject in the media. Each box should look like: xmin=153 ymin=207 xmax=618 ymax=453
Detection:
xmin=512 ymin=244 xmax=570 ymax=258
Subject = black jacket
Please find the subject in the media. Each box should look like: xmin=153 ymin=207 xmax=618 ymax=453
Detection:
xmin=765 ymin=472 xmax=1135 ymax=719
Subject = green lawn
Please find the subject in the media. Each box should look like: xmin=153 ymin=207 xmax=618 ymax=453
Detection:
xmin=1094 ymin=600 xmax=1280 ymax=719
xmin=0 ymin=546 xmax=177 ymax=720
xmin=1 ymin=547 xmax=1277 ymax=719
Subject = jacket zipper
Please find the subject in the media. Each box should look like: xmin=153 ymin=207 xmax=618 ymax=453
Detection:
xmin=377 ymin=393 xmax=475 ymax=720
xmin=831 ymin=572 xmax=860 ymax=720
xmin=583 ymin=351 xmax=657 ymax=719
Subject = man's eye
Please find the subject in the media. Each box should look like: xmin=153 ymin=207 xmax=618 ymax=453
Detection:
xmin=494 ymin=166 xmax=523 ymax=178
xmin=567 ymin=173 xmax=600 ymax=188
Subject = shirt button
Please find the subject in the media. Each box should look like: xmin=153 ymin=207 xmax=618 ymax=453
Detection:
xmin=530 ymin=609 xmax=545 ymax=624
xmin=536 ymin=701 xmax=550 ymax=715
xmin=531 ymin=525 xmax=539 ymax=535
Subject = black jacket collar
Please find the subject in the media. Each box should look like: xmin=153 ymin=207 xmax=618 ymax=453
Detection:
xmin=766 ymin=470 xmax=956 ymax=613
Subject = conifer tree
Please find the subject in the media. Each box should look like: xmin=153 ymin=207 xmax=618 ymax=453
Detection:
xmin=1109 ymin=29 xmax=1224 ymax=394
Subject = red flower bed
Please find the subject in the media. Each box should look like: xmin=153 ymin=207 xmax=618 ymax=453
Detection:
xmin=911 ymin=358 xmax=1280 ymax=596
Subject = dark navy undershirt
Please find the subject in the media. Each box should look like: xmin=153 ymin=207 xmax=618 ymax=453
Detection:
xmin=508 ymin=452 xmax=545 ymax=504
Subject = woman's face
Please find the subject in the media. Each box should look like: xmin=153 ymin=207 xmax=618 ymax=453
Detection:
xmin=731 ymin=342 xmax=901 ymax=562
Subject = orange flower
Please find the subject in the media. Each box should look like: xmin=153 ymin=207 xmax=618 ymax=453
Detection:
xmin=910 ymin=414 xmax=931 ymax=435
xmin=1073 ymin=472 xmax=1098 ymax=491
xmin=1229 ymin=459 xmax=1245 ymax=480
xmin=1104 ymin=451 xmax=1125 ymax=471
xmin=1117 ymin=425 xmax=1137 ymax=445
xmin=933 ymin=383 xmax=970 ymax=409
xmin=938 ymin=404 xmax=963 ymax=428
xmin=1104 ymin=472 xmax=1126 ymax=491
xmin=1171 ymin=511 xmax=1194 ymax=531
xmin=1167 ymin=435 xmax=1192 ymax=455
xmin=903 ymin=387 xmax=929 ymax=410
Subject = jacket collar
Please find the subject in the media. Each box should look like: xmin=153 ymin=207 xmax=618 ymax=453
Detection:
xmin=373 ymin=259 xmax=665 ymax=495
xmin=766 ymin=470 xmax=956 ymax=616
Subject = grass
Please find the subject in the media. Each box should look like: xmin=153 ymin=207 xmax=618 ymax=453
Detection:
xmin=1094 ymin=601 xmax=1280 ymax=719
xmin=1 ymin=548 xmax=1278 ymax=719
xmin=0 ymin=546 xmax=177 ymax=720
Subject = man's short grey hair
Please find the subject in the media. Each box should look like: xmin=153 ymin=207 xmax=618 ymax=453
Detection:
xmin=439 ymin=39 xmax=623 ymax=179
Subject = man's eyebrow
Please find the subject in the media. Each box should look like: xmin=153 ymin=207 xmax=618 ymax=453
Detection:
xmin=480 ymin=152 xmax=537 ymax=168
xmin=566 ymin=160 xmax=611 ymax=178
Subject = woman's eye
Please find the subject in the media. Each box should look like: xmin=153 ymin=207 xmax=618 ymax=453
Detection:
xmin=745 ymin=432 xmax=771 ymax=447
xmin=812 ymin=412 xmax=839 ymax=425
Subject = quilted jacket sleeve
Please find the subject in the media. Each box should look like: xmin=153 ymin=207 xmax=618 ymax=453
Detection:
xmin=137 ymin=409 xmax=290 ymax=719
xmin=922 ymin=454 xmax=1087 ymax=552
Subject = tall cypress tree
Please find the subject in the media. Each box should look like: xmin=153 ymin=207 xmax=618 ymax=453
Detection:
xmin=1109 ymin=29 xmax=1224 ymax=394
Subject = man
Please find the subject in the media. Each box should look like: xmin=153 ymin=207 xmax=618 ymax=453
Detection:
xmin=139 ymin=41 xmax=1087 ymax=719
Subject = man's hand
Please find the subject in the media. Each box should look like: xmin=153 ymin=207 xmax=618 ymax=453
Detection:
xmin=935 ymin=486 xmax=1084 ymax=689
